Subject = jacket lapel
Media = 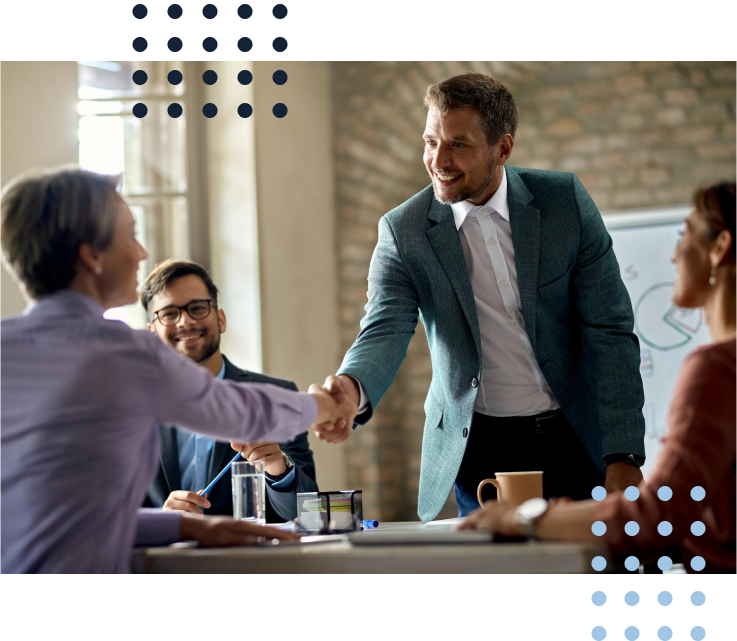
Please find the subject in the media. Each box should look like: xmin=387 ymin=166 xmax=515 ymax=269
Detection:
xmin=427 ymin=199 xmax=482 ymax=359
xmin=507 ymin=168 xmax=540 ymax=352
xmin=159 ymin=424 xmax=182 ymax=491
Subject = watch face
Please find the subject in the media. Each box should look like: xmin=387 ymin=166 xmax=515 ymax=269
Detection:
xmin=517 ymin=498 xmax=548 ymax=521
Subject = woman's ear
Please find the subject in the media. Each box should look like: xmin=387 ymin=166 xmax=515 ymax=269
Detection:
xmin=711 ymin=229 xmax=734 ymax=268
xmin=77 ymin=242 xmax=103 ymax=275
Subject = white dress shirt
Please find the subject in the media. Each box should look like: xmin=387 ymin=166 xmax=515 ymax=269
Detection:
xmin=354 ymin=167 xmax=558 ymax=418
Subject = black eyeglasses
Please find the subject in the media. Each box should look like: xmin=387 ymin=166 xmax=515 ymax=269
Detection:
xmin=152 ymin=299 xmax=215 ymax=326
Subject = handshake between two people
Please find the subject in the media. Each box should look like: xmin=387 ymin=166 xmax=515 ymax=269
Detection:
xmin=307 ymin=374 xmax=360 ymax=444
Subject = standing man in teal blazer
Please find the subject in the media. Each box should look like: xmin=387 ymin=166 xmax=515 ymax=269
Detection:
xmin=313 ymin=73 xmax=646 ymax=522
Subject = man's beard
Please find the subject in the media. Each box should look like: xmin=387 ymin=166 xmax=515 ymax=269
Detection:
xmin=192 ymin=331 xmax=220 ymax=364
xmin=429 ymin=158 xmax=496 ymax=205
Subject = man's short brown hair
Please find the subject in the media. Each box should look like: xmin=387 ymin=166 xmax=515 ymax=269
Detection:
xmin=140 ymin=258 xmax=219 ymax=317
xmin=424 ymin=72 xmax=519 ymax=146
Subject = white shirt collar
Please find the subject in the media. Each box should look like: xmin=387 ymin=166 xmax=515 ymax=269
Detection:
xmin=450 ymin=166 xmax=509 ymax=230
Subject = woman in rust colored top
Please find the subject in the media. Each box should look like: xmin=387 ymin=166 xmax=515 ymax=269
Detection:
xmin=460 ymin=181 xmax=736 ymax=573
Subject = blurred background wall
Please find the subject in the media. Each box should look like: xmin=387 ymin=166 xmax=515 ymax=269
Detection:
xmin=1 ymin=61 xmax=734 ymax=519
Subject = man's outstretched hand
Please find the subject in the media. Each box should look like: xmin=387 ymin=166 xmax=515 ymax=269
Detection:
xmin=309 ymin=375 xmax=360 ymax=444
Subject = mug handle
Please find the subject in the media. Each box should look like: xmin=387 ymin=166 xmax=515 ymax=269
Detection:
xmin=477 ymin=478 xmax=501 ymax=506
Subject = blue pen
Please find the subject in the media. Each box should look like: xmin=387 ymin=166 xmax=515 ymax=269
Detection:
xmin=200 ymin=451 xmax=242 ymax=499
xmin=361 ymin=520 xmax=379 ymax=529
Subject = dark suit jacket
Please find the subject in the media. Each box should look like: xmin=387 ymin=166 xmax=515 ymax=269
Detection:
xmin=145 ymin=356 xmax=318 ymax=522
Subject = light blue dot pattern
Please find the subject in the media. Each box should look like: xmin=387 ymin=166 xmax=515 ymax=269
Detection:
xmin=658 ymin=626 xmax=673 ymax=640
xmin=691 ymin=591 xmax=706 ymax=606
xmin=691 ymin=555 xmax=706 ymax=571
xmin=691 ymin=626 xmax=706 ymax=640
xmin=592 ymin=625 xmax=607 ymax=640
xmin=624 ymin=591 xmax=639 ymax=606
xmin=624 ymin=521 xmax=640 ymax=536
xmin=592 ymin=591 xmax=607 ymax=606
xmin=625 ymin=626 xmax=640 ymax=640
xmin=592 ymin=556 xmax=607 ymax=572
xmin=691 ymin=486 xmax=705 ymax=501
xmin=624 ymin=486 xmax=640 ymax=501
xmin=592 ymin=486 xmax=607 ymax=501
xmin=658 ymin=590 xmax=673 ymax=606
xmin=624 ymin=556 xmax=639 ymax=571
xmin=691 ymin=520 xmax=706 ymax=536
xmin=658 ymin=520 xmax=673 ymax=535
xmin=658 ymin=556 xmax=673 ymax=572
xmin=592 ymin=521 xmax=607 ymax=536
xmin=658 ymin=485 xmax=673 ymax=501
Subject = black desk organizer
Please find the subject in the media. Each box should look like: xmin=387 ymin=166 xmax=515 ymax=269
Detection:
xmin=295 ymin=490 xmax=363 ymax=534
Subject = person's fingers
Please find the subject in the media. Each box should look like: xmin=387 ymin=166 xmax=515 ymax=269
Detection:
xmin=323 ymin=375 xmax=346 ymax=402
xmin=164 ymin=499 xmax=204 ymax=514
xmin=167 ymin=490 xmax=210 ymax=509
xmin=230 ymin=441 xmax=247 ymax=453
xmin=245 ymin=443 xmax=278 ymax=459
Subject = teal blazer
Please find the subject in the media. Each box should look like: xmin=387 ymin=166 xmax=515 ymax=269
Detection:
xmin=338 ymin=166 xmax=645 ymax=521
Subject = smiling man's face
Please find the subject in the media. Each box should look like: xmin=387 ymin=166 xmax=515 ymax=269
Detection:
xmin=148 ymin=274 xmax=225 ymax=365
xmin=423 ymin=106 xmax=499 ymax=206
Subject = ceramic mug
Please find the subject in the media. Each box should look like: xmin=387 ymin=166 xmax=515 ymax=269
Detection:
xmin=477 ymin=471 xmax=543 ymax=507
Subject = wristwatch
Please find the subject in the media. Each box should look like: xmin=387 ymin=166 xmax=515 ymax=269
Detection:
xmin=265 ymin=451 xmax=294 ymax=482
xmin=514 ymin=498 xmax=549 ymax=539
xmin=604 ymin=453 xmax=644 ymax=468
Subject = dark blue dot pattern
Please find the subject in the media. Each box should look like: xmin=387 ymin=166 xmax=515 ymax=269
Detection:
xmin=238 ymin=70 xmax=253 ymax=85
xmin=132 ymin=37 xmax=148 ymax=52
xmin=273 ymin=103 xmax=288 ymax=118
xmin=133 ymin=103 xmax=148 ymax=118
xmin=168 ymin=70 xmax=183 ymax=85
xmin=133 ymin=4 xmax=148 ymax=19
xmin=203 ymin=4 xmax=218 ymax=19
xmin=168 ymin=4 xmax=182 ymax=19
xmin=168 ymin=37 xmax=183 ymax=52
xmin=273 ymin=70 xmax=288 ymax=85
xmin=132 ymin=70 xmax=148 ymax=85
xmin=238 ymin=4 xmax=253 ymax=19
xmin=273 ymin=37 xmax=288 ymax=52
xmin=238 ymin=103 xmax=253 ymax=118
xmin=203 ymin=70 xmax=218 ymax=85
xmin=203 ymin=37 xmax=218 ymax=52
xmin=238 ymin=37 xmax=253 ymax=52
xmin=203 ymin=103 xmax=218 ymax=118
xmin=168 ymin=103 xmax=183 ymax=118
xmin=273 ymin=4 xmax=288 ymax=19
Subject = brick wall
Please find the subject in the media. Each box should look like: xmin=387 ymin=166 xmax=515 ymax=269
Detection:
xmin=332 ymin=61 xmax=736 ymax=522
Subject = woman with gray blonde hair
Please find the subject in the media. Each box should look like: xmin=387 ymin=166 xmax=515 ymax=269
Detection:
xmin=1 ymin=166 xmax=355 ymax=573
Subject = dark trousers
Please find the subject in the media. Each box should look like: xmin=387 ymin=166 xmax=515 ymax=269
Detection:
xmin=454 ymin=410 xmax=605 ymax=516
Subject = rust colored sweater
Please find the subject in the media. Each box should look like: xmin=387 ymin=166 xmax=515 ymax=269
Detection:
xmin=595 ymin=340 xmax=736 ymax=573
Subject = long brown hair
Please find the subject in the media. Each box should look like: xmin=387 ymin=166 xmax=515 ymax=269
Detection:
xmin=693 ymin=181 xmax=736 ymax=262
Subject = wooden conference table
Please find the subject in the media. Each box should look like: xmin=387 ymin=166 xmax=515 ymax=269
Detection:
xmin=132 ymin=521 xmax=605 ymax=573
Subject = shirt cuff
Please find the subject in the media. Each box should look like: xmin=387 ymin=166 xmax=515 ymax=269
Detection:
xmin=266 ymin=466 xmax=296 ymax=491
xmin=345 ymin=375 xmax=370 ymax=413
xmin=134 ymin=508 xmax=182 ymax=547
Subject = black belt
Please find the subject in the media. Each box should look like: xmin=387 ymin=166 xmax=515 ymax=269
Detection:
xmin=532 ymin=409 xmax=564 ymax=434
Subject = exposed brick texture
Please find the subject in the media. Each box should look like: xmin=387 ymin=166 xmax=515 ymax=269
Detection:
xmin=332 ymin=61 xmax=736 ymax=521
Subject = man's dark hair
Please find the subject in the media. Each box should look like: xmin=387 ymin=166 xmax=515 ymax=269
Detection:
xmin=424 ymin=72 xmax=519 ymax=146
xmin=140 ymin=258 xmax=219 ymax=316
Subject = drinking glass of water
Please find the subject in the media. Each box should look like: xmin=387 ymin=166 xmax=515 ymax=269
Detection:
xmin=231 ymin=460 xmax=266 ymax=524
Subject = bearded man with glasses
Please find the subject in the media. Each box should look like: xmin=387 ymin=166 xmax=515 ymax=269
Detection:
xmin=140 ymin=259 xmax=318 ymax=521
